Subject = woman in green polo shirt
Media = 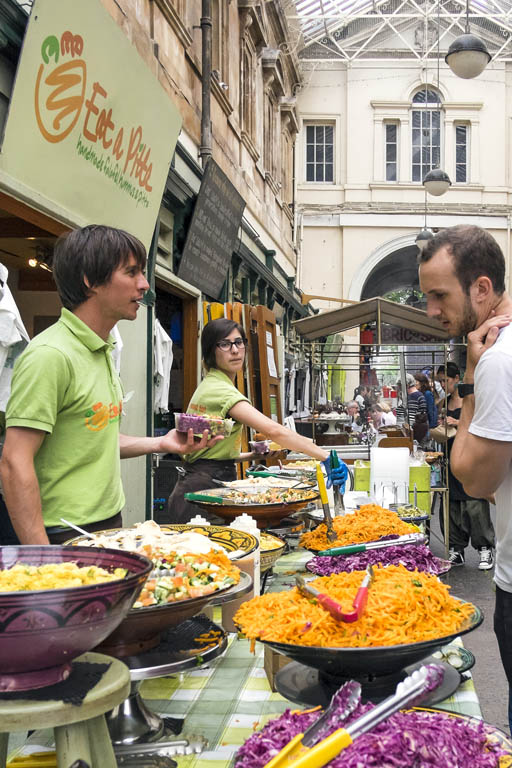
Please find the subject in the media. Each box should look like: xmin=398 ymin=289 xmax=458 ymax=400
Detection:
xmin=168 ymin=317 xmax=347 ymax=523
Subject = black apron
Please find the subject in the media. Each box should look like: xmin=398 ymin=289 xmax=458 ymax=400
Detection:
xmin=166 ymin=458 xmax=237 ymax=524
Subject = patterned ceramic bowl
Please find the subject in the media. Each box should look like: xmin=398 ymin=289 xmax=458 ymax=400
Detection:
xmin=0 ymin=545 xmax=152 ymax=691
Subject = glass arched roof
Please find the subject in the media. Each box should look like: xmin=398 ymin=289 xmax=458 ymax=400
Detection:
xmin=282 ymin=0 xmax=512 ymax=61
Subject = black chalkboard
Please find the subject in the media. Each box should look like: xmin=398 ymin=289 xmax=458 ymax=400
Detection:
xmin=177 ymin=159 xmax=246 ymax=298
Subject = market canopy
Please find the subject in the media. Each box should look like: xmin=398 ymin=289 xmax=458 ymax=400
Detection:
xmin=292 ymin=297 xmax=450 ymax=340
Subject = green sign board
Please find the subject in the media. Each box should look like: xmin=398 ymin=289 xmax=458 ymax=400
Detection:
xmin=0 ymin=0 xmax=182 ymax=247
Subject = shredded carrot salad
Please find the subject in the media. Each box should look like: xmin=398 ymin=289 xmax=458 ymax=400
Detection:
xmin=234 ymin=565 xmax=476 ymax=648
xmin=300 ymin=504 xmax=419 ymax=551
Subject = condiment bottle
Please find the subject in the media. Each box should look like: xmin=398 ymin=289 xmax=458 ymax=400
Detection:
xmin=188 ymin=514 xmax=210 ymax=526
xmin=221 ymin=515 xmax=260 ymax=632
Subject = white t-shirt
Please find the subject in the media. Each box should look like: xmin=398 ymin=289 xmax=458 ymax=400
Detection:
xmin=382 ymin=411 xmax=397 ymax=426
xmin=355 ymin=394 xmax=365 ymax=408
xmin=469 ymin=322 xmax=512 ymax=592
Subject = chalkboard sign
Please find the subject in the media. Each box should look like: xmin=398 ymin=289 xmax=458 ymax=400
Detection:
xmin=178 ymin=159 xmax=246 ymax=298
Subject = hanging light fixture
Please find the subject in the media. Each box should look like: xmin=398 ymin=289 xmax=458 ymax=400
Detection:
xmin=445 ymin=0 xmax=491 ymax=78
xmin=415 ymin=229 xmax=433 ymax=253
xmin=416 ymin=189 xmax=434 ymax=251
xmin=416 ymin=227 xmax=434 ymax=250
xmin=423 ymin=5 xmax=451 ymax=196
xmin=423 ymin=167 xmax=451 ymax=195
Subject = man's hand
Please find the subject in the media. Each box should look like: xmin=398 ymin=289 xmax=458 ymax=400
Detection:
xmin=157 ymin=428 xmax=223 ymax=455
xmin=466 ymin=314 xmax=511 ymax=378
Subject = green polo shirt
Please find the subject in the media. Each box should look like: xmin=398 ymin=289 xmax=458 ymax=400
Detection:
xmin=184 ymin=368 xmax=249 ymax=463
xmin=6 ymin=309 xmax=125 ymax=528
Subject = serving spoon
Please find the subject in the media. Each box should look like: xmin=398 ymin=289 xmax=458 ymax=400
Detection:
xmin=60 ymin=518 xmax=95 ymax=540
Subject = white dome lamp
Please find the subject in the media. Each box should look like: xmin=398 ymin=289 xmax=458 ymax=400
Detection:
xmin=423 ymin=168 xmax=451 ymax=196
xmin=416 ymin=228 xmax=434 ymax=251
xmin=445 ymin=0 xmax=491 ymax=79
xmin=445 ymin=34 xmax=491 ymax=79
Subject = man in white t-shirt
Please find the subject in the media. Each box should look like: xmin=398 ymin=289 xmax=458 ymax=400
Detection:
xmin=418 ymin=224 xmax=512 ymax=731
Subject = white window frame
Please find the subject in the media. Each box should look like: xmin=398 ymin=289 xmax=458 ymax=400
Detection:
xmin=303 ymin=120 xmax=336 ymax=185
xmin=384 ymin=121 xmax=399 ymax=182
xmin=454 ymin=122 xmax=470 ymax=184
xmin=411 ymin=88 xmax=443 ymax=184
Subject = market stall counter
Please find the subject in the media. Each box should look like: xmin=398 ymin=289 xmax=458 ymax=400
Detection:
xmin=7 ymin=550 xmax=489 ymax=768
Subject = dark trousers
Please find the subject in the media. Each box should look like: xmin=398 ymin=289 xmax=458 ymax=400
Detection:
xmin=166 ymin=459 xmax=236 ymax=524
xmin=494 ymin=585 xmax=512 ymax=734
xmin=46 ymin=512 xmax=124 ymax=544
xmin=0 ymin=505 xmax=123 ymax=546
xmin=440 ymin=498 xmax=495 ymax=552
xmin=0 ymin=494 xmax=19 ymax=545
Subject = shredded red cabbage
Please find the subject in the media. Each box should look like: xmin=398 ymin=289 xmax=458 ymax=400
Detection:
xmin=306 ymin=544 xmax=445 ymax=577
xmin=235 ymin=682 xmax=508 ymax=768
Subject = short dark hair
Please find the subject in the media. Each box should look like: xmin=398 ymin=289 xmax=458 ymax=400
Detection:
xmin=419 ymin=225 xmax=505 ymax=296
xmin=201 ymin=318 xmax=247 ymax=370
xmin=53 ymin=225 xmax=147 ymax=309
xmin=437 ymin=362 xmax=460 ymax=379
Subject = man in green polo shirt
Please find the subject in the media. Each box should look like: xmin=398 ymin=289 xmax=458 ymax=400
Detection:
xmin=0 ymin=225 xmax=215 ymax=545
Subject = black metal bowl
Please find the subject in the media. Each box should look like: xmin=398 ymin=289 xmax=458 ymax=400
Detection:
xmin=257 ymin=602 xmax=482 ymax=678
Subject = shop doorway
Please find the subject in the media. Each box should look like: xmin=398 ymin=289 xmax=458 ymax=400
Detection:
xmin=152 ymin=277 xmax=199 ymax=522
xmin=0 ymin=198 xmax=65 ymax=339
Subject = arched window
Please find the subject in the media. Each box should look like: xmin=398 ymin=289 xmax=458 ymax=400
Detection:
xmin=411 ymin=88 xmax=442 ymax=182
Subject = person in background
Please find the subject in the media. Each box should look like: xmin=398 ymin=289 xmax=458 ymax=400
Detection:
xmin=395 ymin=373 xmax=427 ymax=436
xmin=418 ymin=225 xmax=512 ymax=729
xmin=436 ymin=361 xmax=495 ymax=569
xmin=354 ymin=385 xmax=371 ymax=422
xmin=433 ymin=367 xmax=446 ymax=404
xmin=379 ymin=401 xmax=397 ymax=426
xmin=370 ymin=402 xmax=396 ymax=429
xmin=167 ymin=318 xmax=348 ymax=523
xmin=415 ymin=371 xmax=438 ymax=429
xmin=0 ymin=225 xmax=216 ymax=545
xmin=346 ymin=400 xmax=363 ymax=432
xmin=353 ymin=385 xmax=366 ymax=410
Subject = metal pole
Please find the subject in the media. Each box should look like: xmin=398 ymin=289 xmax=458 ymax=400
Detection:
xmin=145 ymin=221 xmax=159 ymax=521
xmin=312 ymin=342 xmax=316 ymax=443
xmin=200 ymin=0 xmax=212 ymax=168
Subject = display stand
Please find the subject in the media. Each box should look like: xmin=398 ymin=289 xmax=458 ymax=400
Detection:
xmin=294 ymin=331 xmax=458 ymax=554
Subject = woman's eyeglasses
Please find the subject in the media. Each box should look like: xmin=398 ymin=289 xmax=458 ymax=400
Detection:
xmin=216 ymin=338 xmax=246 ymax=351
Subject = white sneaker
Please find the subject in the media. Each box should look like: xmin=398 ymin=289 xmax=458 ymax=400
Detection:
xmin=448 ymin=548 xmax=465 ymax=566
xmin=478 ymin=547 xmax=494 ymax=570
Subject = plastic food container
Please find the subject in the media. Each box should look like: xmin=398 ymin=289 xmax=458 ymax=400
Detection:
xmin=250 ymin=440 xmax=270 ymax=454
xmin=174 ymin=413 xmax=234 ymax=437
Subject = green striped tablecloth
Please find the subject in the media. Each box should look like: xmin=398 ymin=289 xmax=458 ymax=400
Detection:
xmin=8 ymin=549 xmax=483 ymax=767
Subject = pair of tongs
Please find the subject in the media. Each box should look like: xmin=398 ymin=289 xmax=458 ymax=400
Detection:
xmin=265 ymin=664 xmax=444 ymax=768
xmin=329 ymin=450 xmax=345 ymax=515
xmin=315 ymin=463 xmax=336 ymax=542
xmin=263 ymin=681 xmax=361 ymax=768
xmin=317 ymin=533 xmax=427 ymax=557
xmin=295 ymin=566 xmax=374 ymax=623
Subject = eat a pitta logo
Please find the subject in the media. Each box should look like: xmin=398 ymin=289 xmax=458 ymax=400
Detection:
xmin=35 ymin=32 xmax=86 ymax=143
xmin=34 ymin=31 xmax=154 ymax=197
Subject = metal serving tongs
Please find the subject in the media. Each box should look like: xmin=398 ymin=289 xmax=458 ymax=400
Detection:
xmin=263 ymin=681 xmax=361 ymax=768
xmin=329 ymin=450 xmax=345 ymax=516
xmin=296 ymin=566 xmax=374 ymax=623
xmin=277 ymin=663 xmax=445 ymax=768
xmin=317 ymin=532 xmax=427 ymax=557
xmin=315 ymin=463 xmax=336 ymax=542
